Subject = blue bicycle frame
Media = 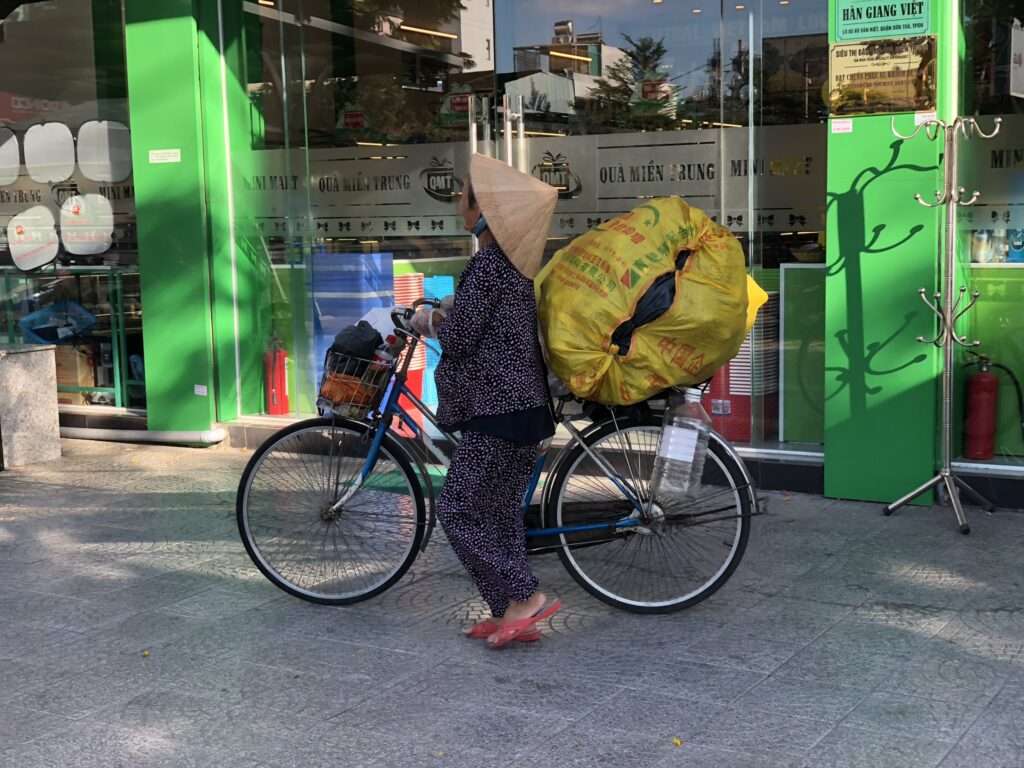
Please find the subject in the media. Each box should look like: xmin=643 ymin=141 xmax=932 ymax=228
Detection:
xmin=351 ymin=362 xmax=646 ymax=542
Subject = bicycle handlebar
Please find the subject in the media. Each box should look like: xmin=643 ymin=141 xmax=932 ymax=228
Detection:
xmin=391 ymin=298 xmax=443 ymax=337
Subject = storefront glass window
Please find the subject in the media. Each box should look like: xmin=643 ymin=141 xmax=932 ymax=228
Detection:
xmin=0 ymin=0 xmax=142 ymax=408
xmin=494 ymin=0 xmax=827 ymax=450
xmin=240 ymin=0 xmax=484 ymax=417
xmin=958 ymin=0 xmax=1024 ymax=466
xmin=236 ymin=0 xmax=827 ymax=449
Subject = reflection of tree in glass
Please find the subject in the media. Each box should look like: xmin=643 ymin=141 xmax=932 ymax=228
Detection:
xmin=349 ymin=0 xmax=467 ymax=30
xmin=962 ymin=0 xmax=1023 ymax=115
xmin=590 ymin=35 xmax=680 ymax=131
xmin=525 ymin=81 xmax=552 ymax=114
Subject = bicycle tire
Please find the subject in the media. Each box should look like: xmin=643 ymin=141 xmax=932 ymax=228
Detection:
xmin=544 ymin=413 xmax=753 ymax=613
xmin=237 ymin=417 xmax=425 ymax=605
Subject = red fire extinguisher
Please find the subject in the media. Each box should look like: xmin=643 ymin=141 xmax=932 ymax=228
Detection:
xmin=964 ymin=352 xmax=1024 ymax=461
xmin=264 ymin=339 xmax=290 ymax=416
xmin=964 ymin=357 xmax=999 ymax=460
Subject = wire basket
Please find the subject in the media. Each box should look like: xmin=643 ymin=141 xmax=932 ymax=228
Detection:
xmin=317 ymin=350 xmax=395 ymax=419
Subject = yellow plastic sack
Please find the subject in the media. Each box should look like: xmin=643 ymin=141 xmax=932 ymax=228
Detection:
xmin=536 ymin=197 xmax=768 ymax=405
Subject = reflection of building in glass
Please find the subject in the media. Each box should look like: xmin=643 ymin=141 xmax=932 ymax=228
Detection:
xmin=511 ymin=20 xmax=627 ymax=96
xmin=761 ymin=34 xmax=828 ymax=124
xmin=247 ymin=1 xmax=492 ymax=148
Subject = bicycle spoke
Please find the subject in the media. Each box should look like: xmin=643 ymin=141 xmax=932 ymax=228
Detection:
xmin=553 ymin=421 xmax=749 ymax=611
xmin=240 ymin=423 xmax=423 ymax=602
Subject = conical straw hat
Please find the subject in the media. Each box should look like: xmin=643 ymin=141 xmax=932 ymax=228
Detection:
xmin=470 ymin=153 xmax=557 ymax=279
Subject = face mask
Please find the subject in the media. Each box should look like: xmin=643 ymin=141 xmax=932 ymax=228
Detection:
xmin=472 ymin=214 xmax=488 ymax=237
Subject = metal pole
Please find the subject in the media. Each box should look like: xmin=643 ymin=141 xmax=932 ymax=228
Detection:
xmin=468 ymin=95 xmax=477 ymax=156
xmin=883 ymin=117 xmax=1000 ymax=533
xmin=515 ymin=94 xmax=526 ymax=173
xmin=502 ymin=94 xmax=513 ymax=167
xmin=469 ymin=96 xmax=479 ymax=252
xmin=481 ymin=96 xmax=492 ymax=157
xmin=110 ymin=273 xmax=124 ymax=408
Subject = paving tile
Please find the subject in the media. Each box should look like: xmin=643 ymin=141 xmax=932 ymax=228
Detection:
xmin=655 ymin=744 xmax=804 ymax=768
xmin=577 ymin=689 xmax=726 ymax=739
xmin=0 ymin=591 xmax=138 ymax=633
xmin=391 ymin=661 xmax=622 ymax=721
xmin=847 ymin=602 xmax=957 ymax=634
xmin=0 ymin=657 xmax=52 ymax=699
xmin=10 ymin=664 xmax=156 ymax=720
xmin=3 ymin=716 xmax=259 ymax=768
xmin=0 ymin=622 xmax=94 ymax=667
xmin=718 ymin=596 xmax=855 ymax=645
xmin=732 ymin=676 xmax=869 ymax=724
xmin=842 ymin=691 xmax=988 ymax=742
xmin=345 ymin=697 xmax=575 ymax=756
xmin=247 ymin=723 xmax=496 ymax=768
xmin=813 ymin=618 xmax=945 ymax=657
xmin=97 ymin=569 xmax=220 ymax=610
xmin=159 ymin=585 xmax=280 ymax=620
xmin=674 ymin=627 xmax=803 ymax=673
xmin=0 ymin=705 xmax=75 ymax=747
xmin=226 ymin=628 xmax=426 ymax=681
xmin=772 ymin=642 xmax=908 ymax=690
xmin=801 ymin=725 xmax=953 ymax=768
xmin=511 ymin=722 xmax=679 ymax=767
xmin=871 ymin=643 xmax=1014 ymax=705
xmin=162 ymin=656 xmax=379 ymax=725
xmin=6 ymin=441 xmax=1024 ymax=768
xmin=938 ymin=740 xmax=1024 ymax=768
xmin=686 ymin=706 xmax=833 ymax=757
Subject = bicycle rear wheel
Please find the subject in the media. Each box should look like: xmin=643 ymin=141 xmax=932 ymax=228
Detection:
xmin=544 ymin=414 xmax=753 ymax=613
xmin=237 ymin=417 xmax=425 ymax=605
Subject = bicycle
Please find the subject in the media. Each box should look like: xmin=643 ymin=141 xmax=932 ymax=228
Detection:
xmin=236 ymin=301 xmax=758 ymax=614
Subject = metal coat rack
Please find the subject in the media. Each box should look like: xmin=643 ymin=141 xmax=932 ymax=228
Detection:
xmin=883 ymin=115 xmax=1002 ymax=534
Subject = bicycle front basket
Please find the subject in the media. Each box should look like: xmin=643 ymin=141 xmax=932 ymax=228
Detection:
xmin=317 ymin=350 xmax=392 ymax=419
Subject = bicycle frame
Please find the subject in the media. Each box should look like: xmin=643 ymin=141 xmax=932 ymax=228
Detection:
xmin=342 ymin=335 xmax=646 ymax=542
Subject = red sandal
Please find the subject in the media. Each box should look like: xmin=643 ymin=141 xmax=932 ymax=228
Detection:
xmin=463 ymin=619 xmax=541 ymax=642
xmin=486 ymin=599 xmax=562 ymax=649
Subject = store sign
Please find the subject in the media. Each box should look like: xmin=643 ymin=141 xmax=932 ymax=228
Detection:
xmin=828 ymin=37 xmax=936 ymax=115
xmin=419 ymin=157 xmax=462 ymax=202
xmin=247 ymin=125 xmax=827 ymax=237
xmin=835 ymin=0 xmax=930 ymax=41
xmin=532 ymin=151 xmax=583 ymax=199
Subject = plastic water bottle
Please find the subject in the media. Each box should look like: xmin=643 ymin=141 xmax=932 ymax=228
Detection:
xmin=651 ymin=391 xmax=711 ymax=501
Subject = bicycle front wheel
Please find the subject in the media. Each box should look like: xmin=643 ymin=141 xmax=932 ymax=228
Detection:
xmin=237 ymin=417 xmax=425 ymax=605
xmin=544 ymin=414 xmax=753 ymax=613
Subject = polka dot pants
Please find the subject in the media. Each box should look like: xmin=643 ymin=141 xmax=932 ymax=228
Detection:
xmin=437 ymin=431 xmax=539 ymax=618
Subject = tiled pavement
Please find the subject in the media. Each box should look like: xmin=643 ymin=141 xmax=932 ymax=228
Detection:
xmin=1 ymin=439 xmax=1023 ymax=768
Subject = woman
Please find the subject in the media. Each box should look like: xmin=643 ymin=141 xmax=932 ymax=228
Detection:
xmin=410 ymin=154 xmax=561 ymax=648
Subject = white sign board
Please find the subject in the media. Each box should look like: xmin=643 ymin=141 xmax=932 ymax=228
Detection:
xmin=148 ymin=148 xmax=182 ymax=165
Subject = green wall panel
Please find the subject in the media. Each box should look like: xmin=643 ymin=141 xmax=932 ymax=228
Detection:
xmin=781 ymin=265 xmax=826 ymax=444
xmin=196 ymin=0 xmax=270 ymax=420
xmin=124 ymin=0 xmax=216 ymax=432
xmin=824 ymin=114 xmax=942 ymax=502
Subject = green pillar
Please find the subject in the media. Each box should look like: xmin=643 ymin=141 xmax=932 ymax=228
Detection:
xmin=823 ymin=4 xmax=952 ymax=502
xmin=125 ymin=0 xmax=272 ymax=429
xmin=124 ymin=0 xmax=217 ymax=432
xmin=196 ymin=0 xmax=270 ymax=420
